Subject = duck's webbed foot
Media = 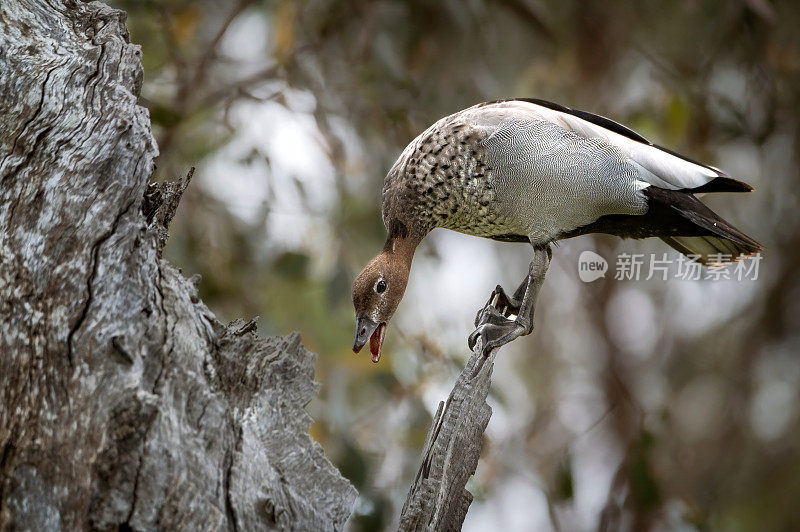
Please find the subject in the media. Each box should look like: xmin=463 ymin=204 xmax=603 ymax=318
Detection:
xmin=468 ymin=246 xmax=551 ymax=356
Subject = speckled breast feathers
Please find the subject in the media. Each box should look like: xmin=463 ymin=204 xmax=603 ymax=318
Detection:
xmin=381 ymin=116 xmax=517 ymax=239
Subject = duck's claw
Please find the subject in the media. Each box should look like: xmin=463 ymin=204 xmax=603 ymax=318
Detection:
xmin=494 ymin=284 xmax=521 ymax=317
xmin=468 ymin=317 xmax=526 ymax=356
xmin=469 ymin=246 xmax=550 ymax=356
xmin=470 ymin=283 xmax=524 ymax=354
xmin=473 ymin=285 xmax=521 ymax=327
xmin=474 ymin=293 xmax=499 ymax=328
xmin=469 ymin=303 xmax=526 ymax=355
xmin=472 ymin=304 xmax=508 ymax=330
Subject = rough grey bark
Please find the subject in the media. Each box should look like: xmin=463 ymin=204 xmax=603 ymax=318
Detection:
xmin=0 ymin=2 xmax=356 ymax=530
xmin=399 ymin=343 xmax=497 ymax=531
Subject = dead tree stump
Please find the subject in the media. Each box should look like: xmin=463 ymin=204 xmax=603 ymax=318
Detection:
xmin=0 ymin=2 xmax=356 ymax=530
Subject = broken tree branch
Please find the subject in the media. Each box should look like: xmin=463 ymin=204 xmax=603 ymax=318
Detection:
xmin=400 ymin=249 xmax=551 ymax=530
xmin=399 ymin=341 xmax=497 ymax=531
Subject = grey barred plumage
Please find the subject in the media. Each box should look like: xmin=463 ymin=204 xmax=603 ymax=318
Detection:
xmin=481 ymin=117 xmax=648 ymax=244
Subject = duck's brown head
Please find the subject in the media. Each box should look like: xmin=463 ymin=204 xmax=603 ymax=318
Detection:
xmin=352 ymin=222 xmax=419 ymax=363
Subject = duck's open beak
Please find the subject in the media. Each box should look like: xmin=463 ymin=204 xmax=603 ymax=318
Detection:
xmin=352 ymin=316 xmax=386 ymax=363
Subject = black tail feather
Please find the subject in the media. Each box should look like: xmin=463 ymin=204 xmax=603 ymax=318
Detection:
xmin=559 ymin=186 xmax=763 ymax=265
xmin=645 ymin=187 xmax=762 ymax=264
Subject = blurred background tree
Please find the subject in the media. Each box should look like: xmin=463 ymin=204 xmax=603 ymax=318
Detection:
xmin=109 ymin=0 xmax=800 ymax=529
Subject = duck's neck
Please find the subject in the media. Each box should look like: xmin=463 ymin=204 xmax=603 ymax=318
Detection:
xmin=382 ymin=233 xmax=422 ymax=269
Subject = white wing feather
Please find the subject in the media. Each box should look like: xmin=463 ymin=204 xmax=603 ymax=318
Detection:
xmin=501 ymin=100 xmax=719 ymax=190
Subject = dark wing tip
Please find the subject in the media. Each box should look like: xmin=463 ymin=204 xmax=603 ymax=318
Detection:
xmin=688 ymin=176 xmax=755 ymax=193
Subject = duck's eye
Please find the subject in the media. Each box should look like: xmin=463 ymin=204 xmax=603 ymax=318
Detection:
xmin=375 ymin=280 xmax=387 ymax=294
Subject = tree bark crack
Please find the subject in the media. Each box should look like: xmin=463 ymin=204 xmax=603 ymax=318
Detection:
xmin=0 ymin=432 xmax=16 ymax=519
xmin=224 ymin=424 xmax=243 ymax=532
xmin=66 ymin=200 xmax=135 ymax=368
xmin=1 ymin=65 xmax=55 ymax=178
xmin=150 ymin=262 xmax=174 ymax=394
xmin=122 ymin=412 xmax=155 ymax=529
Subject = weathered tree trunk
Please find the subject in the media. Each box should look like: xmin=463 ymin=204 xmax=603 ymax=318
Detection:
xmin=399 ymin=343 xmax=496 ymax=531
xmin=0 ymin=2 xmax=356 ymax=530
